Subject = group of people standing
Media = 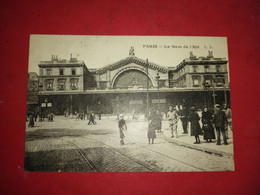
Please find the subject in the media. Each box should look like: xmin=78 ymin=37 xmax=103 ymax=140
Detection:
xmin=166 ymin=103 xmax=232 ymax=145
xmin=27 ymin=109 xmax=54 ymax=127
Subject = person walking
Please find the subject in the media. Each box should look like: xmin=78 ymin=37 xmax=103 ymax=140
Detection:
xmin=28 ymin=113 xmax=35 ymax=127
xmin=118 ymin=114 xmax=127 ymax=145
xmin=202 ymin=107 xmax=215 ymax=142
xmin=148 ymin=109 xmax=157 ymax=144
xmin=188 ymin=107 xmax=203 ymax=144
xmin=223 ymin=103 xmax=232 ymax=138
xmin=213 ymin=104 xmax=228 ymax=145
xmin=179 ymin=105 xmax=189 ymax=134
xmin=88 ymin=112 xmax=96 ymax=125
xmin=167 ymin=106 xmax=179 ymax=138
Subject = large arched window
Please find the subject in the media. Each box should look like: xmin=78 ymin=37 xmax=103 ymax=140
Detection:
xmin=113 ymin=69 xmax=153 ymax=89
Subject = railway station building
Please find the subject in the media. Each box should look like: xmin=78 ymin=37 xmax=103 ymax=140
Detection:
xmin=37 ymin=48 xmax=230 ymax=115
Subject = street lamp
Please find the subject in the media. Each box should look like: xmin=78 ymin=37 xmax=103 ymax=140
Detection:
xmin=212 ymin=78 xmax=217 ymax=107
xmin=38 ymin=83 xmax=43 ymax=122
xmin=156 ymin=72 xmax=160 ymax=109
xmin=202 ymin=81 xmax=210 ymax=108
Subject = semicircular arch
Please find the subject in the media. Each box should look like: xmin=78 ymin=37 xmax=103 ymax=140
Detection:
xmin=112 ymin=67 xmax=155 ymax=88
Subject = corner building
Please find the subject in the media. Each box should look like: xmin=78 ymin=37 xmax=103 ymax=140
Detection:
xmin=38 ymin=50 xmax=230 ymax=115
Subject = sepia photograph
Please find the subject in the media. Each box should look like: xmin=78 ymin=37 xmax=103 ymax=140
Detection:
xmin=25 ymin=35 xmax=234 ymax=172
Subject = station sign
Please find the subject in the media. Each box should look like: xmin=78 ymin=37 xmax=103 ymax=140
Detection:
xmin=152 ymin=99 xmax=166 ymax=103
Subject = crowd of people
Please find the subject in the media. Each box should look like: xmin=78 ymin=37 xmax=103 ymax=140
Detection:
xmin=119 ymin=103 xmax=232 ymax=146
xmin=165 ymin=103 xmax=232 ymax=145
xmin=27 ymin=103 xmax=232 ymax=147
xmin=27 ymin=109 xmax=54 ymax=127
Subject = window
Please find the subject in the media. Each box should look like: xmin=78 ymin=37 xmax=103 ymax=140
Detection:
xmin=100 ymin=82 xmax=107 ymax=90
xmin=204 ymin=66 xmax=209 ymax=72
xmin=58 ymin=79 xmax=66 ymax=91
xmin=192 ymin=76 xmax=200 ymax=87
xmin=59 ymin=69 xmax=64 ymax=75
xmin=159 ymin=80 xmax=166 ymax=88
xmin=193 ymin=66 xmax=198 ymax=72
xmin=216 ymin=65 xmax=221 ymax=72
xmin=215 ymin=76 xmax=225 ymax=86
xmin=70 ymin=78 xmax=78 ymax=90
xmin=46 ymin=69 xmax=52 ymax=76
xmin=71 ymin=69 xmax=76 ymax=75
xmin=45 ymin=80 xmax=54 ymax=91
xmin=204 ymin=76 xmax=212 ymax=86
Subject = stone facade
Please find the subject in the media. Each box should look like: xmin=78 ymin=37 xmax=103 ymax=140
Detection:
xmin=35 ymin=50 xmax=230 ymax=115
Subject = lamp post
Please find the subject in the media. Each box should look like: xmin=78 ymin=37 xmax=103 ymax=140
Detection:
xmin=156 ymin=72 xmax=160 ymax=109
xmin=223 ymin=81 xmax=227 ymax=105
xmin=146 ymin=59 xmax=149 ymax=120
xmin=38 ymin=83 xmax=43 ymax=122
xmin=202 ymin=81 xmax=210 ymax=108
xmin=212 ymin=78 xmax=217 ymax=107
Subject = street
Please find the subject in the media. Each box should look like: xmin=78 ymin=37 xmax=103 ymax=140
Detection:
xmin=25 ymin=116 xmax=234 ymax=172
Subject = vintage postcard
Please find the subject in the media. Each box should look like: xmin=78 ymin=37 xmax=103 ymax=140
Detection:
xmin=25 ymin=35 xmax=234 ymax=172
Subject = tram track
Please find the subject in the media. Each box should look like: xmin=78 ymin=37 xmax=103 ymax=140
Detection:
xmin=63 ymin=136 xmax=206 ymax=172
xmin=65 ymin=140 xmax=97 ymax=172
xmin=63 ymin=138 xmax=159 ymax=172
xmin=124 ymin=138 xmax=207 ymax=172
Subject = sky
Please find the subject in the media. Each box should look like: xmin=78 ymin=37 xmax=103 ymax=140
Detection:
xmin=28 ymin=35 xmax=229 ymax=74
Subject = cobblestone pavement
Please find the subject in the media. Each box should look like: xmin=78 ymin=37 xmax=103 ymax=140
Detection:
xmin=25 ymin=116 xmax=234 ymax=172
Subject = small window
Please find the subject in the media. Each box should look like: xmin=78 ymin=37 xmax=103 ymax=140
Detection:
xmin=71 ymin=69 xmax=76 ymax=75
xmin=58 ymin=79 xmax=66 ymax=91
xmin=59 ymin=69 xmax=64 ymax=75
xmin=45 ymin=80 xmax=54 ymax=91
xmin=193 ymin=66 xmax=198 ymax=72
xmin=216 ymin=65 xmax=221 ymax=72
xmin=204 ymin=66 xmax=209 ymax=72
xmin=70 ymin=78 xmax=78 ymax=90
xmin=46 ymin=69 xmax=52 ymax=76
xmin=193 ymin=76 xmax=200 ymax=87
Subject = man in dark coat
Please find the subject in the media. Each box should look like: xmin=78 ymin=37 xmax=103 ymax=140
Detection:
xmin=179 ymin=105 xmax=189 ymax=134
xmin=213 ymin=104 xmax=228 ymax=145
xmin=188 ymin=107 xmax=203 ymax=144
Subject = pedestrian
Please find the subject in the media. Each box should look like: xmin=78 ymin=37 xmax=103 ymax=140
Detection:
xmin=34 ymin=111 xmax=38 ymax=122
xmin=98 ymin=110 xmax=102 ymax=120
xmin=213 ymin=104 xmax=228 ymax=145
xmin=223 ymin=103 xmax=232 ymax=138
xmin=179 ymin=105 xmax=189 ymax=134
xmin=188 ymin=107 xmax=203 ymax=144
xmin=118 ymin=114 xmax=127 ymax=145
xmin=148 ymin=109 xmax=157 ymax=144
xmin=167 ymin=106 xmax=179 ymax=138
xmin=28 ymin=113 xmax=35 ymax=127
xmin=202 ymin=107 xmax=215 ymax=142
xmin=88 ymin=112 xmax=97 ymax=125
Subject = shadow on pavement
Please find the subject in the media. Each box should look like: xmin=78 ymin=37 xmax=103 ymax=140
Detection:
xmin=25 ymin=128 xmax=116 ymax=142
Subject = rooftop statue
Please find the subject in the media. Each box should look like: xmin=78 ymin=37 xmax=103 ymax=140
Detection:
xmin=129 ymin=46 xmax=135 ymax=56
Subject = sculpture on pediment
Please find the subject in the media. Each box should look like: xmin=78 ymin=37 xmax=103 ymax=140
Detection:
xmin=129 ymin=46 xmax=135 ymax=56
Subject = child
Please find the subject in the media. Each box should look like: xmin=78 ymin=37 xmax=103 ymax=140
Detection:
xmin=118 ymin=114 xmax=127 ymax=145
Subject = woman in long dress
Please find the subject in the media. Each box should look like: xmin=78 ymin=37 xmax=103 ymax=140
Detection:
xmin=188 ymin=107 xmax=203 ymax=144
xmin=202 ymin=107 xmax=215 ymax=142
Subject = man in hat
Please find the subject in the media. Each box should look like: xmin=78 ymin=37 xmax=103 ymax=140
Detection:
xmin=118 ymin=114 xmax=127 ymax=145
xmin=179 ymin=105 xmax=189 ymax=134
xmin=213 ymin=104 xmax=228 ymax=145
xmin=167 ymin=106 xmax=179 ymax=138
xmin=223 ymin=103 xmax=232 ymax=139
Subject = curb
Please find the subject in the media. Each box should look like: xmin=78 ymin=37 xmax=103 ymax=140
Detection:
xmin=163 ymin=133 xmax=234 ymax=158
